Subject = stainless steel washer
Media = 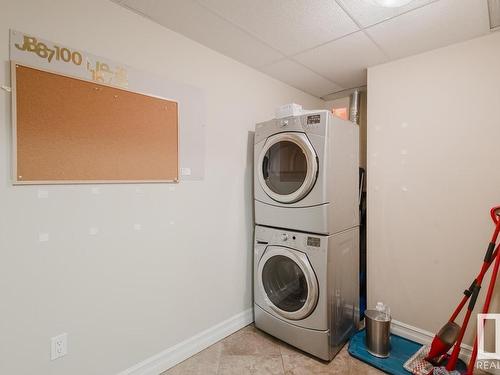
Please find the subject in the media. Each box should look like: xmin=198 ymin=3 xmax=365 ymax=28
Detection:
xmin=254 ymin=225 xmax=359 ymax=361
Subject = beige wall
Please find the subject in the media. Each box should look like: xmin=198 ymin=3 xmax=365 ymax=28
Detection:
xmin=0 ymin=1 xmax=324 ymax=374
xmin=367 ymin=32 xmax=500 ymax=345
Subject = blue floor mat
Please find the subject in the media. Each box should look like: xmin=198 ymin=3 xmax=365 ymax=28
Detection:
xmin=348 ymin=329 xmax=467 ymax=374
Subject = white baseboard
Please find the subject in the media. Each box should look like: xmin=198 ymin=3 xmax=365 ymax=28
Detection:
xmin=391 ymin=319 xmax=500 ymax=374
xmin=118 ymin=308 xmax=254 ymax=375
xmin=391 ymin=320 xmax=500 ymax=375
xmin=391 ymin=319 xmax=472 ymax=363
xmin=117 ymin=311 xmax=495 ymax=374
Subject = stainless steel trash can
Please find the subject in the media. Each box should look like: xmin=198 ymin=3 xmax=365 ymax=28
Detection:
xmin=365 ymin=303 xmax=391 ymax=358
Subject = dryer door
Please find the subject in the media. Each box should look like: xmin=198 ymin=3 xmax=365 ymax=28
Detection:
xmin=258 ymin=245 xmax=319 ymax=320
xmin=258 ymin=132 xmax=318 ymax=204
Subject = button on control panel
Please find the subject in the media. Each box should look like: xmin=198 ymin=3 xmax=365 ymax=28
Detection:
xmin=280 ymin=233 xmax=288 ymax=241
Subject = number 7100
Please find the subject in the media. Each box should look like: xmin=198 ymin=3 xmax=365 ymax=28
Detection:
xmin=15 ymin=35 xmax=83 ymax=66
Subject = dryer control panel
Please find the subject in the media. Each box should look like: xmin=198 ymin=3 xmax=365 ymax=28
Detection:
xmin=254 ymin=110 xmax=329 ymax=145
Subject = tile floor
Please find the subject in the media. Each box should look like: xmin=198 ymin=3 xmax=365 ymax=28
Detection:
xmin=161 ymin=324 xmax=384 ymax=375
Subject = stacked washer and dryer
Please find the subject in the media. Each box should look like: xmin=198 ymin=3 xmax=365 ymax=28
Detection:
xmin=253 ymin=109 xmax=360 ymax=361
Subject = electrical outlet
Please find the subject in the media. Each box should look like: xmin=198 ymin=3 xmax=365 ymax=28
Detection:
xmin=51 ymin=333 xmax=67 ymax=360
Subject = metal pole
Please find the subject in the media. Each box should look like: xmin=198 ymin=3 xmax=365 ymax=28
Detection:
xmin=349 ymin=89 xmax=360 ymax=124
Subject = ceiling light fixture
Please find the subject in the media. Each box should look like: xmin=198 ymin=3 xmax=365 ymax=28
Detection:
xmin=365 ymin=0 xmax=415 ymax=7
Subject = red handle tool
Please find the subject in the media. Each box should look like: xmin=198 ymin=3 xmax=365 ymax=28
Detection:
xmin=466 ymin=207 xmax=500 ymax=374
xmin=427 ymin=207 xmax=500 ymax=363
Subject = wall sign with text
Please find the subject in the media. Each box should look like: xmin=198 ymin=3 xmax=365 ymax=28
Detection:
xmin=9 ymin=29 xmax=207 ymax=181
xmin=10 ymin=30 xmax=129 ymax=88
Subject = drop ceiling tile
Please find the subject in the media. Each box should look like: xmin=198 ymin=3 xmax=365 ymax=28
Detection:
xmin=197 ymin=0 xmax=359 ymax=55
xmin=294 ymin=31 xmax=387 ymax=88
xmin=336 ymin=0 xmax=436 ymax=28
xmin=121 ymin=0 xmax=284 ymax=68
xmin=365 ymin=0 xmax=490 ymax=60
xmin=260 ymin=59 xmax=343 ymax=97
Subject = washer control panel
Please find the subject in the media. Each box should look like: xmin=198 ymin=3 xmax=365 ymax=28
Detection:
xmin=254 ymin=226 xmax=325 ymax=251
xmin=271 ymin=230 xmax=297 ymax=244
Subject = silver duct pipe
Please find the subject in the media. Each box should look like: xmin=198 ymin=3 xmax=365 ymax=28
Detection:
xmin=349 ymin=89 xmax=360 ymax=125
xmin=488 ymin=0 xmax=500 ymax=30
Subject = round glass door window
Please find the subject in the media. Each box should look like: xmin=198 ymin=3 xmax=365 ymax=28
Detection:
xmin=261 ymin=255 xmax=308 ymax=312
xmin=258 ymin=133 xmax=318 ymax=204
xmin=262 ymin=141 xmax=307 ymax=196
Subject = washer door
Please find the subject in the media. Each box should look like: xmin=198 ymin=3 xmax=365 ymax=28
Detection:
xmin=258 ymin=132 xmax=318 ymax=204
xmin=258 ymin=246 xmax=319 ymax=320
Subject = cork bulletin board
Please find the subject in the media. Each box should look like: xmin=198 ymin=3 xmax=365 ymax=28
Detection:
xmin=12 ymin=62 xmax=179 ymax=184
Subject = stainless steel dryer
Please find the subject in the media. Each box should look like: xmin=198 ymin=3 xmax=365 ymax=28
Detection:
xmin=254 ymin=110 xmax=359 ymax=235
xmin=254 ymin=225 xmax=359 ymax=361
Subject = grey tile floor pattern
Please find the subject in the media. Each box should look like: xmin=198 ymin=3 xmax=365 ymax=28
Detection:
xmin=161 ymin=324 xmax=384 ymax=375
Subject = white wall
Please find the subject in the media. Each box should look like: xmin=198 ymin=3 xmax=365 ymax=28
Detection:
xmin=367 ymin=32 xmax=500 ymax=345
xmin=0 ymin=1 xmax=324 ymax=374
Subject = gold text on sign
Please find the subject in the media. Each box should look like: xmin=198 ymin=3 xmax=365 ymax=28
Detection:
xmin=86 ymin=60 xmax=128 ymax=87
xmin=15 ymin=35 xmax=83 ymax=66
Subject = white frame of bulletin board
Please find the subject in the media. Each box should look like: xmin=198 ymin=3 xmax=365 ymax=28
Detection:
xmin=11 ymin=61 xmax=182 ymax=185
xmin=9 ymin=29 xmax=206 ymax=181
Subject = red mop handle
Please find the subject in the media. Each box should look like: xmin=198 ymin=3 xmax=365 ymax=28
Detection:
xmin=446 ymin=208 xmax=500 ymax=371
xmin=449 ymin=249 xmax=499 ymax=323
xmin=467 ymin=208 xmax=500 ymax=373
xmin=448 ymin=211 xmax=500 ymax=323
xmin=467 ymin=246 xmax=500 ymax=374
xmin=491 ymin=206 xmax=500 ymax=225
